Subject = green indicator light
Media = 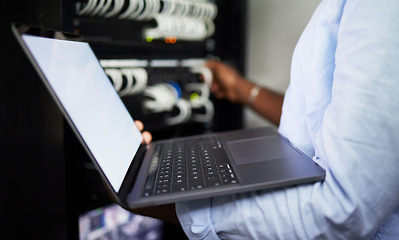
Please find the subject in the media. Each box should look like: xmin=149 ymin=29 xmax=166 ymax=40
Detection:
xmin=146 ymin=36 xmax=153 ymax=42
xmin=190 ymin=93 xmax=200 ymax=101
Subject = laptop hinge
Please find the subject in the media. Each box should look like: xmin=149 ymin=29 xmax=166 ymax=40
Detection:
xmin=117 ymin=143 xmax=147 ymax=202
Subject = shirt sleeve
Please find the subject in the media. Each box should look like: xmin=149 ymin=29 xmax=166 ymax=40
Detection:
xmin=176 ymin=0 xmax=399 ymax=239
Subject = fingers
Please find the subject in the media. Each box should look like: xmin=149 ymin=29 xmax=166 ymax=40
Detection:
xmin=135 ymin=120 xmax=152 ymax=144
xmin=205 ymin=59 xmax=219 ymax=69
xmin=205 ymin=60 xmax=223 ymax=79
xmin=135 ymin=120 xmax=144 ymax=131
xmin=142 ymin=131 xmax=152 ymax=145
xmin=206 ymin=60 xmax=223 ymax=97
xmin=211 ymin=82 xmax=224 ymax=99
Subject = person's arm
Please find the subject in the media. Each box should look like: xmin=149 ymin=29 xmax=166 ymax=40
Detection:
xmin=206 ymin=60 xmax=284 ymax=125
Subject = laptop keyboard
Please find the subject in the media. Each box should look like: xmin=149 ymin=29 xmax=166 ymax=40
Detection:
xmin=143 ymin=137 xmax=238 ymax=197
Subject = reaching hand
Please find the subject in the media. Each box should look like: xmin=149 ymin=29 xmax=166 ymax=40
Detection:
xmin=205 ymin=59 xmax=284 ymax=125
xmin=206 ymin=60 xmax=246 ymax=103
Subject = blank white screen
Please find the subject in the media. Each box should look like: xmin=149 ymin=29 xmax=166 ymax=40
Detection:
xmin=23 ymin=35 xmax=143 ymax=192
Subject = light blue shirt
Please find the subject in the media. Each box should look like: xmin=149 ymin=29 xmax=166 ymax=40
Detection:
xmin=175 ymin=0 xmax=399 ymax=239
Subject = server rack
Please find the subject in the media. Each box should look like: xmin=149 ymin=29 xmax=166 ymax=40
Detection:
xmin=2 ymin=0 xmax=247 ymax=239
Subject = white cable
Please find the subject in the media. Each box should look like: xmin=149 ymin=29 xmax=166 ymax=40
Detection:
xmin=190 ymin=66 xmax=212 ymax=87
xmin=90 ymin=0 xmax=106 ymax=16
xmin=156 ymin=15 xmax=172 ymax=36
xmin=208 ymin=2 xmax=218 ymax=20
xmin=190 ymin=0 xmax=201 ymax=19
xmin=104 ymin=0 xmax=124 ymax=18
xmin=159 ymin=0 xmax=170 ymax=15
xmin=118 ymin=0 xmax=139 ymax=19
xmin=117 ymin=68 xmax=148 ymax=96
xmin=196 ymin=2 xmax=207 ymax=21
xmin=151 ymin=0 xmax=162 ymax=18
xmin=75 ymin=0 xmax=85 ymax=15
xmin=144 ymin=0 xmax=217 ymax=41
xmin=162 ymin=0 xmax=176 ymax=16
xmin=172 ymin=0 xmax=184 ymax=17
xmin=148 ymin=0 xmax=161 ymax=19
xmin=204 ymin=18 xmax=215 ymax=37
xmin=201 ymin=2 xmax=210 ymax=19
xmin=119 ymin=69 xmax=136 ymax=96
xmin=129 ymin=68 xmax=148 ymax=95
xmin=76 ymin=0 xmax=90 ymax=15
xmin=77 ymin=0 xmax=96 ymax=15
xmin=191 ymin=18 xmax=207 ymax=40
xmin=192 ymin=99 xmax=214 ymax=123
xmin=178 ymin=0 xmax=189 ymax=18
xmin=135 ymin=0 xmax=154 ymax=20
xmin=143 ymin=84 xmax=176 ymax=112
xmin=127 ymin=0 xmax=145 ymax=19
xmin=166 ymin=99 xmax=192 ymax=125
xmin=97 ymin=0 xmax=113 ymax=16
xmin=104 ymin=68 xmax=123 ymax=92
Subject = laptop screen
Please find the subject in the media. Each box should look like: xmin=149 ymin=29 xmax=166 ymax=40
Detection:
xmin=22 ymin=34 xmax=143 ymax=192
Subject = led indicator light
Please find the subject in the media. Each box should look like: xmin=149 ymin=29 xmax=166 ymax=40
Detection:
xmin=190 ymin=93 xmax=200 ymax=101
xmin=146 ymin=36 xmax=153 ymax=42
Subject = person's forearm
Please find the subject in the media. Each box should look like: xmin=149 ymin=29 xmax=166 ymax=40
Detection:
xmin=234 ymin=80 xmax=284 ymax=126
xmin=251 ymin=86 xmax=284 ymax=126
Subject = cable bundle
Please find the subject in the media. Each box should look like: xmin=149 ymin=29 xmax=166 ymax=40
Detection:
xmin=75 ymin=0 xmax=218 ymax=41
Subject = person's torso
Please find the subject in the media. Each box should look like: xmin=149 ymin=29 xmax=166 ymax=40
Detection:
xmin=278 ymin=0 xmax=399 ymax=238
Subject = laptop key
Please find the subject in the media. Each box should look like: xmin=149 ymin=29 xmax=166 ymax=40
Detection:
xmin=172 ymin=184 xmax=187 ymax=192
xmin=189 ymin=181 xmax=204 ymax=190
xmin=213 ymin=148 xmax=230 ymax=166
xmin=205 ymin=180 xmax=221 ymax=188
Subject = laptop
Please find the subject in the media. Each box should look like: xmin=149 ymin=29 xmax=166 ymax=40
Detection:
xmin=12 ymin=23 xmax=325 ymax=210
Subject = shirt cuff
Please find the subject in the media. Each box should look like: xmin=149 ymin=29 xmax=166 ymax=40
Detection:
xmin=176 ymin=199 xmax=220 ymax=240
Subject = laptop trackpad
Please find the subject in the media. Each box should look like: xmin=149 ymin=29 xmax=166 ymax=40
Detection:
xmin=227 ymin=136 xmax=300 ymax=165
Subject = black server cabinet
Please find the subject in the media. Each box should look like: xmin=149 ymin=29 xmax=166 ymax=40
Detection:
xmin=2 ymin=0 xmax=247 ymax=239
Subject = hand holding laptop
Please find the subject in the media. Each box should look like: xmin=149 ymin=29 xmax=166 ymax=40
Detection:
xmin=133 ymin=120 xmax=181 ymax=224
xmin=134 ymin=120 xmax=152 ymax=145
